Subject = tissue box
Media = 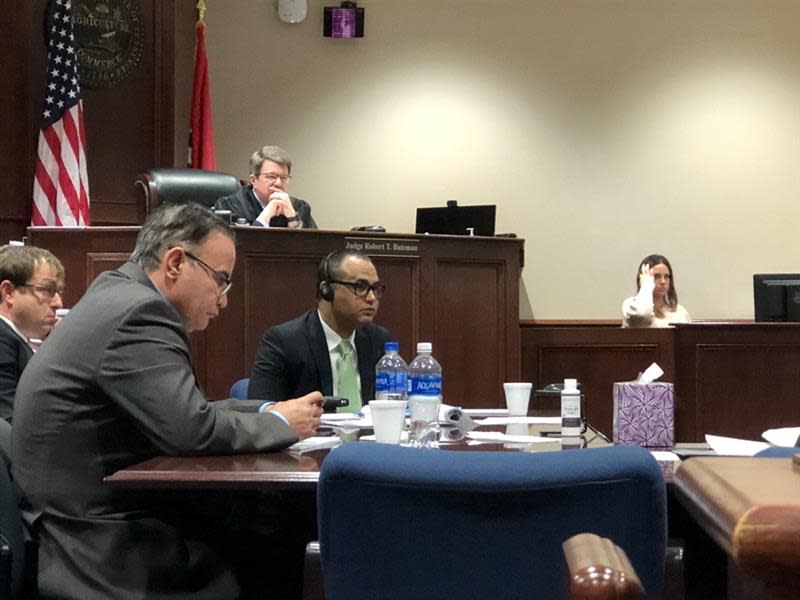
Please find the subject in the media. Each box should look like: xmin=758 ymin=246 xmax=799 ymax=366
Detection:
xmin=612 ymin=381 xmax=674 ymax=448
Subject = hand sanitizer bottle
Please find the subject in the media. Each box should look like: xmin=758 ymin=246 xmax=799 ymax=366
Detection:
xmin=561 ymin=378 xmax=581 ymax=437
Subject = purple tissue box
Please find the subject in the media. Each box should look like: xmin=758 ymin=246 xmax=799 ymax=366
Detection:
xmin=612 ymin=381 xmax=674 ymax=448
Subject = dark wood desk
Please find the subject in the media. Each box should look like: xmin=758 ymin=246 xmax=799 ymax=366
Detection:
xmin=26 ymin=226 xmax=523 ymax=406
xmin=521 ymin=325 xmax=675 ymax=440
xmin=674 ymin=456 xmax=800 ymax=599
xmin=104 ymin=423 xmax=616 ymax=490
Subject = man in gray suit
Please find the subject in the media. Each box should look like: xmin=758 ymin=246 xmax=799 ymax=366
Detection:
xmin=12 ymin=203 xmax=323 ymax=600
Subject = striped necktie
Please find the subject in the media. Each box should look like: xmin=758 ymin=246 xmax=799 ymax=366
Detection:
xmin=336 ymin=340 xmax=361 ymax=413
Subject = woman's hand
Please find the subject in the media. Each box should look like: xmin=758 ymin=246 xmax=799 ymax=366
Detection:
xmin=638 ymin=263 xmax=654 ymax=289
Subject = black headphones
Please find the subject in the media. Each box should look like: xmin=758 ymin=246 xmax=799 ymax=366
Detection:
xmin=318 ymin=251 xmax=337 ymax=302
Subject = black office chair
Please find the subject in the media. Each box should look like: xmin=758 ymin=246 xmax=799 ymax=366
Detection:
xmin=134 ymin=168 xmax=242 ymax=223
xmin=0 ymin=420 xmax=24 ymax=600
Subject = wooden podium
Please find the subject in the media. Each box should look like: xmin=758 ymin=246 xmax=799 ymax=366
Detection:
xmin=26 ymin=226 xmax=523 ymax=406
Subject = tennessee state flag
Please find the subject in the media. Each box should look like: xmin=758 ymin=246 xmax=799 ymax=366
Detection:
xmin=189 ymin=0 xmax=216 ymax=169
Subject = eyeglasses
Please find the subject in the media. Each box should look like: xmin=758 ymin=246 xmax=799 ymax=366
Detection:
xmin=184 ymin=250 xmax=233 ymax=296
xmin=19 ymin=283 xmax=65 ymax=301
xmin=330 ymin=279 xmax=386 ymax=299
xmin=258 ymin=172 xmax=291 ymax=183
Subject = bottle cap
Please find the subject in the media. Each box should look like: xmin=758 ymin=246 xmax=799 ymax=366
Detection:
xmin=384 ymin=341 xmax=399 ymax=352
xmin=417 ymin=342 xmax=432 ymax=353
xmin=563 ymin=378 xmax=578 ymax=392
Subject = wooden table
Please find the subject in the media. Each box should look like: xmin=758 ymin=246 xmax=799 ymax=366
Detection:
xmin=104 ymin=423 xmax=615 ymax=490
xmin=103 ymin=425 xmax=679 ymax=600
xmin=673 ymin=455 xmax=800 ymax=599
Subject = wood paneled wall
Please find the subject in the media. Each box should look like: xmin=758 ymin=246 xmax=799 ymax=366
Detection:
xmin=1 ymin=1 xmax=194 ymax=241
xmin=27 ymin=226 xmax=523 ymax=407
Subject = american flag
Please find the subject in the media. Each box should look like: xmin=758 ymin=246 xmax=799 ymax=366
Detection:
xmin=32 ymin=0 xmax=91 ymax=227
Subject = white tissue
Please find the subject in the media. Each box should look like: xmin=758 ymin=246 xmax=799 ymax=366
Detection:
xmin=637 ymin=362 xmax=664 ymax=384
xmin=762 ymin=427 xmax=800 ymax=447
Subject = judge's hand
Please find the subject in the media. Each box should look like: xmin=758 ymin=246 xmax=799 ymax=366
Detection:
xmin=256 ymin=189 xmax=299 ymax=227
xmin=638 ymin=263 xmax=654 ymax=289
xmin=270 ymin=391 xmax=323 ymax=439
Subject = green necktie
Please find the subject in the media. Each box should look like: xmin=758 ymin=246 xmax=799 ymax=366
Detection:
xmin=336 ymin=341 xmax=362 ymax=413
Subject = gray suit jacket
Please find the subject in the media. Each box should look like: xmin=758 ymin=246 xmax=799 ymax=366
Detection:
xmin=0 ymin=319 xmax=32 ymax=422
xmin=11 ymin=262 xmax=298 ymax=600
xmin=248 ymin=310 xmax=390 ymax=404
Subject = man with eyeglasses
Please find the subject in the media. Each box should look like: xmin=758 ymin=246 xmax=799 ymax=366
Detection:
xmin=214 ymin=145 xmax=317 ymax=229
xmin=249 ymin=250 xmax=391 ymax=411
xmin=12 ymin=203 xmax=324 ymax=600
xmin=0 ymin=245 xmax=64 ymax=422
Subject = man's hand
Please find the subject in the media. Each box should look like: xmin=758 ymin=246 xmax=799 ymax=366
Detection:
xmin=269 ymin=391 xmax=323 ymax=439
xmin=256 ymin=190 xmax=299 ymax=228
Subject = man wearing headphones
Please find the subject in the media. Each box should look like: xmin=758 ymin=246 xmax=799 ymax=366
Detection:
xmin=248 ymin=250 xmax=390 ymax=411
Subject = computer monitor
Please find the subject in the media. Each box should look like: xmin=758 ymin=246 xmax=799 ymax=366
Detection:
xmin=415 ymin=202 xmax=496 ymax=237
xmin=753 ymin=274 xmax=800 ymax=322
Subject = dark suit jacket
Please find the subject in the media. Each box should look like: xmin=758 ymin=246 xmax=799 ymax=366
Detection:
xmin=11 ymin=262 xmax=299 ymax=600
xmin=214 ymin=185 xmax=317 ymax=229
xmin=248 ymin=310 xmax=390 ymax=404
xmin=0 ymin=318 xmax=33 ymax=422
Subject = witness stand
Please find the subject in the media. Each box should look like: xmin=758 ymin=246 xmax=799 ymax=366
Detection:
xmin=522 ymin=321 xmax=800 ymax=442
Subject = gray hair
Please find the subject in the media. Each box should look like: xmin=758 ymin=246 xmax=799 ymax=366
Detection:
xmin=131 ymin=203 xmax=235 ymax=272
xmin=249 ymin=145 xmax=292 ymax=176
xmin=0 ymin=245 xmax=64 ymax=286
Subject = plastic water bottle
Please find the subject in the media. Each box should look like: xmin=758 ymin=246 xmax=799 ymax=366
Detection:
xmin=375 ymin=342 xmax=408 ymax=401
xmin=561 ymin=378 xmax=581 ymax=437
xmin=407 ymin=342 xmax=442 ymax=447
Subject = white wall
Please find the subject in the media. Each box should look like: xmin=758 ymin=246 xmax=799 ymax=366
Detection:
xmin=207 ymin=0 xmax=800 ymax=319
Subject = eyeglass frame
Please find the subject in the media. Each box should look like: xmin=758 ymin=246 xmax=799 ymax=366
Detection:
xmin=329 ymin=279 xmax=386 ymax=299
xmin=18 ymin=282 xmax=65 ymax=301
xmin=257 ymin=172 xmax=292 ymax=183
xmin=183 ymin=250 xmax=233 ymax=296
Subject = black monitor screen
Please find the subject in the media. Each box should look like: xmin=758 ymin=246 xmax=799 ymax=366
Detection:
xmin=415 ymin=204 xmax=496 ymax=237
xmin=753 ymin=274 xmax=800 ymax=322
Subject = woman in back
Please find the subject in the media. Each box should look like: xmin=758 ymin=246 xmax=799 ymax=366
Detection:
xmin=622 ymin=254 xmax=690 ymax=328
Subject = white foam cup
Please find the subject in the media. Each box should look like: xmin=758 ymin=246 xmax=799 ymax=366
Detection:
xmin=505 ymin=423 xmax=529 ymax=437
xmin=370 ymin=400 xmax=407 ymax=444
xmin=503 ymin=382 xmax=533 ymax=417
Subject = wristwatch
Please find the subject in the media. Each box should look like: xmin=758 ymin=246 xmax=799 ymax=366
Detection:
xmin=286 ymin=215 xmax=300 ymax=223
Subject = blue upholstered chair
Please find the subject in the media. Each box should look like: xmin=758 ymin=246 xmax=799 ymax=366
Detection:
xmin=229 ymin=378 xmax=250 ymax=400
xmin=317 ymin=444 xmax=666 ymax=600
xmin=755 ymin=446 xmax=798 ymax=457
